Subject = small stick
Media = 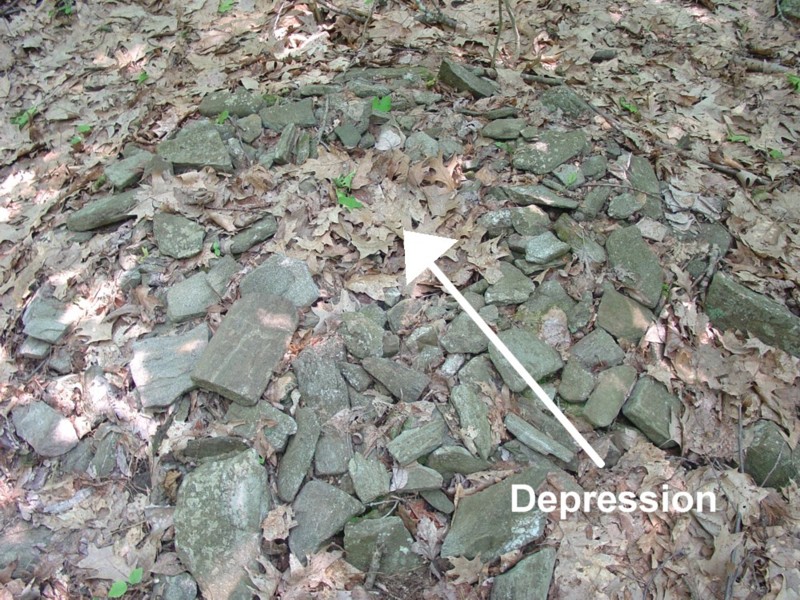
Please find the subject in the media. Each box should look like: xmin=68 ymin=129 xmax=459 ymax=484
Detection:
xmin=492 ymin=0 xmax=503 ymax=68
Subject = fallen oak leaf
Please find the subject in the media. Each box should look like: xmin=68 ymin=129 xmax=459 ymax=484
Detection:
xmin=446 ymin=554 xmax=487 ymax=585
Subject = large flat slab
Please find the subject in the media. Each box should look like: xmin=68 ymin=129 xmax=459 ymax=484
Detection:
xmin=192 ymin=294 xmax=298 ymax=405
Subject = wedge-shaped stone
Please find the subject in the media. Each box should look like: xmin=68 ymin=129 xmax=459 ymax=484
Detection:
xmin=192 ymin=294 xmax=298 ymax=405
xmin=488 ymin=328 xmax=563 ymax=393
xmin=157 ymin=120 xmax=233 ymax=173
xmin=66 ymin=190 xmax=138 ymax=231
xmin=362 ymin=357 xmax=430 ymax=402
xmin=344 ymin=517 xmax=422 ymax=574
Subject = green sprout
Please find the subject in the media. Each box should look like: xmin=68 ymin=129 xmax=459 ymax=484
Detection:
xmin=135 ymin=72 xmax=149 ymax=85
xmin=212 ymin=240 xmax=221 ymax=257
xmin=50 ymin=0 xmax=74 ymax=17
xmin=787 ymin=74 xmax=800 ymax=92
xmin=108 ymin=567 xmax=143 ymax=598
xmin=768 ymin=148 xmax=784 ymax=160
xmin=11 ymin=106 xmax=38 ymax=129
xmin=618 ymin=97 xmax=638 ymax=114
xmin=334 ymin=171 xmax=363 ymax=209
xmin=215 ymin=110 xmax=230 ymax=125
xmin=218 ymin=0 xmax=235 ymax=14
xmin=371 ymin=95 xmax=392 ymax=113
xmin=726 ymin=131 xmax=749 ymax=143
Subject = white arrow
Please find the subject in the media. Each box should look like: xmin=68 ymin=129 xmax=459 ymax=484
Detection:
xmin=404 ymin=230 xmax=605 ymax=469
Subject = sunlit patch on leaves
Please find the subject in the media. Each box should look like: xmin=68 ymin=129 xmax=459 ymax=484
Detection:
xmin=371 ymin=95 xmax=392 ymax=113
xmin=619 ymin=97 xmax=638 ymax=113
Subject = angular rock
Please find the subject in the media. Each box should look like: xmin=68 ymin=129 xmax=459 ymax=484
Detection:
xmin=441 ymin=467 xmax=549 ymax=560
xmin=192 ymin=294 xmax=298 ymax=405
xmin=553 ymin=163 xmax=585 ymax=189
xmin=553 ymin=214 xmax=606 ymax=266
xmin=157 ymin=120 xmax=233 ymax=173
xmin=421 ymin=489 xmax=455 ymax=513
xmin=341 ymin=312 xmax=385 ymax=359
xmin=558 ymin=360 xmax=595 ymax=403
xmin=442 ymin=312 xmax=488 ymax=355
xmin=744 ymin=420 xmax=799 ymax=488
xmin=405 ymin=131 xmax=439 ymax=162
xmin=289 ymin=480 xmax=364 ymax=563
xmin=259 ymin=98 xmax=317 ymax=131
xmin=426 ymin=445 xmax=491 ymax=474
xmin=13 ymin=401 xmax=79 ymax=457
xmin=577 ymin=186 xmax=611 ymax=220
xmin=349 ymin=453 xmax=390 ymax=503
xmin=22 ymin=294 xmax=72 ymax=343
xmin=154 ymin=213 xmax=205 ymax=260
xmin=582 ymin=365 xmax=637 ymax=428
xmin=394 ymin=462 xmax=444 ymax=492
xmin=524 ymin=232 xmax=571 ymax=264
xmin=488 ymin=328 xmax=563 ymax=393
xmin=339 ymin=362 xmax=372 ymax=392
xmin=0 ymin=523 xmax=53 ymax=580
xmin=174 ymin=450 xmax=269 ymax=600
xmin=606 ymin=226 xmax=663 ymax=309
xmin=277 ymin=407 xmax=321 ymax=502
xmin=167 ymin=257 xmax=239 ymax=323
xmin=344 ymin=517 xmax=422 ymax=574
xmin=490 ymin=548 xmax=556 ymax=600
xmin=224 ymin=401 xmax=297 ymax=452
xmin=229 ymin=215 xmax=277 ymax=254
xmin=387 ymin=299 xmax=424 ymax=333
xmin=596 ymin=287 xmax=654 ymax=342
xmin=581 ymin=155 xmax=608 ymax=179
xmin=511 ymin=206 xmax=550 ymax=236
xmin=504 ymin=184 xmax=578 ymax=209
xmin=438 ymin=58 xmax=498 ymax=98
xmin=155 ymin=573 xmax=198 ymax=600
xmin=505 ymin=413 xmax=574 ymax=463
xmin=512 ymin=131 xmax=588 ymax=175
xmin=387 ymin=419 xmax=446 ymax=466
xmin=478 ymin=208 xmax=514 ymax=237
xmin=182 ymin=436 xmax=249 ymax=462
xmin=362 ymin=357 xmax=430 ymax=402
xmin=607 ymin=192 xmax=645 ymax=219
xmin=315 ymin=429 xmax=352 ymax=476
xmin=18 ymin=337 xmax=50 ymax=359
xmin=273 ymin=122 xmax=299 ymax=165
xmin=198 ymin=90 xmax=266 ymax=118
xmin=482 ymin=118 xmax=526 ymax=140
xmin=130 ymin=324 xmax=208 ymax=408
xmin=239 ymin=254 xmax=320 ymax=308
xmin=570 ymin=329 xmax=624 ymax=369
xmin=451 ymin=384 xmax=493 ymax=459
xmin=540 ymin=86 xmax=589 ymax=117
xmin=458 ymin=354 xmax=498 ymax=387
xmin=706 ymin=272 xmax=800 ymax=357
xmin=105 ymin=151 xmax=152 ymax=190
xmin=66 ymin=190 xmax=138 ymax=231
xmin=293 ymin=341 xmax=350 ymax=420
xmin=623 ymin=153 xmax=663 ymax=219
xmin=622 ymin=376 xmax=681 ymax=448
xmin=485 ymin=262 xmax=535 ymax=305
xmin=236 ymin=114 xmax=263 ymax=144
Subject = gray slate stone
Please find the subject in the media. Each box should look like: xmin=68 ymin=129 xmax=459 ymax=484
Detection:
xmin=558 ymin=360 xmax=595 ymax=403
xmin=387 ymin=419 xmax=446 ymax=465
xmin=394 ymin=462 xmax=444 ymax=492
xmin=157 ymin=120 xmax=233 ymax=173
xmin=485 ymin=262 xmax=535 ymax=305
xmin=553 ymin=214 xmax=606 ymax=266
xmin=341 ymin=312 xmax=385 ymax=359
xmin=229 ymin=215 xmax=277 ymax=254
xmin=482 ymin=118 xmax=526 ymax=140
xmin=18 ymin=337 xmax=50 ymax=359
xmin=582 ymin=365 xmax=637 ymax=428
xmin=606 ymin=226 xmax=663 ymax=308
xmin=13 ymin=401 xmax=79 ymax=457
xmin=478 ymin=208 xmax=514 ymax=237
xmin=156 ymin=573 xmax=198 ymax=600
xmin=105 ymin=151 xmax=152 ymax=190
xmin=22 ymin=295 xmax=72 ymax=343
xmin=442 ymin=312 xmax=488 ymax=355
xmin=339 ymin=362 xmax=372 ymax=392
xmin=289 ymin=480 xmax=364 ymax=562
xmin=511 ymin=206 xmax=550 ymax=236
xmin=421 ymin=489 xmax=455 ymax=513
xmin=0 ymin=523 xmax=53 ymax=580
xmin=405 ymin=131 xmax=439 ymax=162
xmin=167 ymin=266 xmax=232 ymax=323
xmin=174 ymin=450 xmax=268 ymax=600
xmin=239 ymin=254 xmax=320 ymax=308
xmin=293 ymin=340 xmax=350 ymax=420
xmin=525 ymin=232 xmax=571 ymax=264
xmin=387 ymin=298 xmax=424 ymax=333
xmin=504 ymin=184 xmax=578 ymax=209
xmin=505 ymin=413 xmax=574 ymax=463
xmin=224 ymin=401 xmax=297 ymax=452
xmin=624 ymin=153 xmax=663 ymax=219
xmin=607 ymin=192 xmax=645 ymax=219
xmin=349 ymin=453 xmax=390 ymax=503
xmin=706 ymin=272 xmax=800 ymax=357
xmin=622 ymin=376 xmax=681 ymax=448
xmin=596 ymin=287 xmax=654 ymax=342
xmin=458 ymin=354 xmax=498 ymax=387
xmin=744 ymin=420 xmax=799 ymax=489
xmin=277 ymin=407 xmax=321 ymax=502
xmin=426 ymin=445 xmax=491 ymax=475
xmin=581 ymin=155 xmax=608 ymax=179
xmin=130 ymin=324 xmax=208 ymax=408
xmin=512 ymin=131 xmax=588 ymax=175
xmin=451 ymin=384 xmax=493 ymax=459
xmin=553 ymin=163 xmax=585 ymax=189
xmin=335 ymin=123 xmax=362 ymax=149
xmin=315 ymin=429 xmax=352 ymax=476
xmin=66 ymin=190 xmax=138 ymax=231
xmin=344 ymin=517 xmax=422 ymax=574
xmin=192 ymin=294 xmax=298 ymax=405
xmin=236 ymin=114 xmax=263 ymax=144
xmin=570 ymin=329 xmax=624 ymax=369
xmin=489 ymin=328 xmax=563 ymax=392
xmin=441 ymin=467 xmax=549 ymax=560
xmin=259 ymin=98 xmax=317 ymax=131
xmin=438 ymin=58 xmax=498 ymax=98
xmin=362 ymin=357 xmax=430 ymax=402
xmin=540 ymin=86 xmax=589 ymax=117
xmin=199 ymin=90 xmax=266 ymax=118
xmin=154 ymin=213 xmax=205 ymax=259
xmin=491 ymin=548 xmax=556 ymax=600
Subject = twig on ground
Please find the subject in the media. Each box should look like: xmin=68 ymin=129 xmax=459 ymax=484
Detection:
xmin=521 ymin=73 xmax=565 ymax=86
xmin=413 ymin=0 xmax=457 ymax=29
xmin=503 ymin=0 xmax=520 ymax=59
xmin=642 ymin=549 xmax=686 ymax=600
xmin=364 ymin=544 xmax=383 ymax=590
xmin=491 ymin=0 xmax=503 ymax=69
xmin=316 ymin=0 xmax=369 ymax=22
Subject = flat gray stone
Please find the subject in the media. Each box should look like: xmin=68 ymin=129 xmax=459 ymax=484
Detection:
xmin=105 ymin=151 xmax=152 ymax=190
xmin=334 ymin=123 xmax=362 ymax=149
xmin=426 ymin=445 xmax=491 ymax=474
xmin=154 ymin=213 xmax=205 ymax=259
xmin=131 ymin=324 xmax=208 ymax=408
xmin=540 ymin=86 xmax=589 ymax=117
xmin=341 ymin=312 xmax=385 ymax=359
xmin=289 ymin=480 xmax=364 ymax=563
xmin=489 ymin=328 xmax=563 ymax=393
xmin=553 ymin=214 xmax=606 ymax=266
xmin=157 ymin=120 xmax=233 ymax=173
xmin=458 ymin=354 xmax=498 ymax=387
xmin=438 ymin=58 xmax=498 ymax=98
xmin=167 ymin=274 xmax=216 ymax=323
xmin=277 ymin=407 xmax=321 ymax=502
xmin=405 ymin=131 xmax=439 ymax=162
xmin=607 ymin=192 xmax=645 ymax=219
xmin=442 ymin=312 xmax=488 ymax=355
xmin=606 ymin=226 xmax=663 ymax=309
xmin=314 ymin=429 xmax=352 ymax=476
xmin=293 ymin=340 xmax=350 ymax=420
xmin=387 ymin=298 xmax=425 ymax=333
xmin=622 ymin=376 xmax=681 ymax=448
xmin=22 ymin=295 xmax=72 ymax=343
xmin=199 ymin=90 xmax=266 ymax=118
xmin=706 ymin=272 xmax=800 ymax=357
xmin=596 ymin=287 xmax=654 ymax=342
xmin=744 ymin=420 xmax=799 ymax=488
xmin=344 ymin=517 xmax=422 ymax=574
xmin=511 ymin=206 xmax=550 ymax=236
xmin=273 ymin=122 xmax=298 ymax=165
xmin=66 ymin=190 xmax=138 ymax=231
xmin=624 ymin=153 xmax=663 ymax=219
xmin=192 ymin=294 xmax=298 ymax=405
xmin=490 ymin=548 xmax=556 ymax=600
xmin=505 ymin=413 xmax=574 ymax=463
xmin=224 ymin=402 xmax=297 ymax=452
xmin=553 ymin=163 xmax=585 ymax=189
xmin=0 ymin=523 xmax=53 ymax=580
xmin=259 ymin=98 xmax=317 ymax=131
xmin=441 ymin=466 xmax=549 ymax=561
xmin=339 ymin=362 xmax=372 ymax=392
xmin=174 ymin=450 xmax=268 ymax=600
xmin=512 ymin=131 xmax=588 ymax=175
xmin=482 ymin=118 xmax=526 ymax=140
xmin=156 ymin=573 xmax=198 ymax=600
xmin=229 ymin=215 xmax=277 ymax=254
xmin=362 ymin=357 xmax=430 ymax=402
xmin=558 ymin=360 xmax=595 ymax=403
xmin=577 ymin=186 xmax=611 ymax=220
xmin=236 ymin=114 xmax=263 ymax=144
xmin=478 ymin=208 xmax=514 ymax=237
xmin=451 ymin=384 xmax=493 ymax=459
xmin=13 ymin=401 xmax=78 ymax=457
xmin=18 ymin=336 xmax=50 ymax=359
xmin=485 ymin=262 xmax=535 ymax=305
xmin=349 ymin=453 xmax=390 ymax=503
xmin=570 ymin=329 xmax=624 ymax=369
xmin=581 ymin=155 xmax=608 ymax=179
xmin=239 ymin=254 xmax=320 ymax=308
xmin=503 ymin=184 xmax=578 ymax=209
xmin=421 ymin=489 xmax=455 ymax=513
xmin=524 ymin=232 xmax=571 ymax=264
xmin=582 ymin=365 xmax=637 ymax=428
xmin=394 ymin=463 xmax=444 ymax=492
xmin=387 ymin=419 xmax=446 ymax=466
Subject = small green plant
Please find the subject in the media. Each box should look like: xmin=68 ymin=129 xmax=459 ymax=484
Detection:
xmin=11 ymin=106 xmax=38 ymax=129
xmin=726 ymin=131 xmax=749 ymax=143
xmin=494 ymin=141 xmax=510 ymax=153
xmin=70 ymin=124 xmax=93 ymax=146
xmin=334 ymin=171 xmax=363 ymax=209
xmin=212 ymin=240 xmax=221 ymax=257
xmin=135 ymin=72 xmax=149 ymax=85
xmin=565 ymin=171 xmax=578 ymax=186
xmin=787 ymin=74 xmax=800 ymax=92
xmin=768 ymin=148 xmax=784 ymax=160
xmin=619 ymin=97 xmax=638 ymax=114
xmin=92 ymin=174 xmax=107 ymax=192
xmin=50 ymin=0 xmax=74 ymax=17
xmin=371 ymin=95 xmax=392 ymax=113
xmin=108 ymin=567 xmax=143 ymax=598
xmin=215 ymin=110 xmax=230 ymax=125
xmin=138 ymin=247 xmax=150 ymax=262
xmin=218 ymin=0 xmax=235 ymax=13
